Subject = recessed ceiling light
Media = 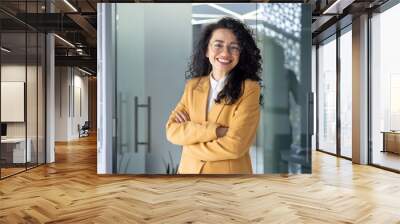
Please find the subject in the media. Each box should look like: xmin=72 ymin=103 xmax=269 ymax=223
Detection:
xmin=54 ymin=34 xmax=75 ymax=48
xmin=322 ymin=0 xmax=353 ymax=15
xmin=1 ymin=47 xmax=11 ymax=53
xmin=78 ymin=67 xmax=93 ymax=76
xmin=63 ymin=0 xmax=78 ymax=12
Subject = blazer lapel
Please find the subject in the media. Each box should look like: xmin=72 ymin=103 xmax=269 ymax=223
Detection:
xmin=208 ymin=98 xmax=225 ymax=123
xmin=193 ymin=75 xmax=226 ymax=123
xmin=193 ymin=76 xmax=209 ymax=122
xmin=208 ymin=73 xmax=226 ymax=122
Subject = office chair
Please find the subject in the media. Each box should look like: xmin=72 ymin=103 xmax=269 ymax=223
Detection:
xmin=79 ymin=121 xmax=90 ymax=138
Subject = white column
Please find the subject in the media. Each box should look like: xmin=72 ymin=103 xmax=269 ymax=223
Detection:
xmin=97 ymin=3 xmax=115 ymax=174
xmin=46 ymin=33 xmax=55 ymax=163
xmin=352 ymin=14 xmax=369 ymax=164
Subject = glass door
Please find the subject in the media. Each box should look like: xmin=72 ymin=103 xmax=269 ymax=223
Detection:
xmin=114 ymin=4 xmax=193 ymax=174
xmin=115 ymin=5 xmax=147 ymax=173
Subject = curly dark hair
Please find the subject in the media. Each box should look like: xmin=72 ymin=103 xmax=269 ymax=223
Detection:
xmin=185 ymin=17 xmax=262 ymax=105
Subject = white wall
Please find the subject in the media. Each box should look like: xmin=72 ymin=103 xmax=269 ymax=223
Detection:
xmin=1 ymin=65 xmax=36 ymax=137
xmin=72 ymin=72 xmax=89 ymax=138
xmin=55 ymin=67 xmax=68 ymax=141
xmin=1 ymin=66 xmax=26 ymax=136
xmin=55 ymin=66 xmax=89 ymax=141
xmin=1 ymin=63 xmax=46 ymax=164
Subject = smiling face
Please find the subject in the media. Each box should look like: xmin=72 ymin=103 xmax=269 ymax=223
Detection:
xmin=206 ymin=28 xmax=240 ymax=78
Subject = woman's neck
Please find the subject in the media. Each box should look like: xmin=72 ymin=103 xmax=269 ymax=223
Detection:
xmin=211 ymin=71 xmax=228 ymax=81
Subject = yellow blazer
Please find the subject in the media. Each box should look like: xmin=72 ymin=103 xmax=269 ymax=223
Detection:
xmin=166 ymin=76 xmax=260 ymax=174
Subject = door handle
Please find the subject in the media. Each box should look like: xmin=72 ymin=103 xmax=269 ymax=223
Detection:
xmin=134 ymin=96 xmax=151 ymax=153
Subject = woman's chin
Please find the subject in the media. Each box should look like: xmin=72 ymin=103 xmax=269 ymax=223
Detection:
xmin=214 ymin=67 xmax=233 ymax=75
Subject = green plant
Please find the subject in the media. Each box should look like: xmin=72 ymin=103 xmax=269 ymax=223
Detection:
xmin=162 ymin=151 xmax=179 ymax=174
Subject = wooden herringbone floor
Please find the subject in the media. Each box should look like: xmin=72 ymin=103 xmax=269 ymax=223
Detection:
xmin=1 ymin=135 xmax=400 ymax=224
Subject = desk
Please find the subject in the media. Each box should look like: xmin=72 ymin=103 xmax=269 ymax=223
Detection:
xmin=382 ymin=131 xmax=400 ymax=154
xmin=1 ymin=138 xmax=31 ymax=163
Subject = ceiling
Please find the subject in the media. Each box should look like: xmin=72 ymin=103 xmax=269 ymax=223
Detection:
xmin=0 ymin=0 xmax=392 ymax=75
xmin=0 ymin=0 xmax=98 ymax=74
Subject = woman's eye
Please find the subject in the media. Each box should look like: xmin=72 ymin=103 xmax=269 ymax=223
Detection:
xmin=231 ymin=46 xmax=240 ymax=51
xmin=214 ymin=44 xmax=223 ymax=48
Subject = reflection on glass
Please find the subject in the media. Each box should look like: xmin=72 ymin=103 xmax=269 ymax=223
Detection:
xmin=257 ymin=3 xmax=311 ymax=173
xmin=318 ymin=37 xmax=337 ymax=154
xmin=340 ymin=30 xmax=352 ymax=158
xmin=258 ymin=4 xmax=302 ymax=76
xmin=371 ymin=4 xmax=400 ymax=171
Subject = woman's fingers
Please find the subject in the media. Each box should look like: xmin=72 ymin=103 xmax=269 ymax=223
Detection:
xmin=216 ymin=126 xmax=228 ymax=137
xmin=182 ymin=111 xmax=191 ymax=121
xmin=174 ymin=112 xmax=181 ymax=123
xmin=175 ymin=111 xmax=190 ymax=123
xmin=177 ymin=112 xmax=185 ymax=122
xmin=180 ymin=111 xmax=190 ymax=122
xmin=175 ymin=112 xmax=185 ymax=123
xmin=222 ymin=127 xmax=228 ymax=136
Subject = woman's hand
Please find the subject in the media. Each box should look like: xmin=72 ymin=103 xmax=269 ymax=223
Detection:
xmin=216 ymin=126 xmax=228 ymax=138
xmin=174 ymin=111 xmax=191 ymax=123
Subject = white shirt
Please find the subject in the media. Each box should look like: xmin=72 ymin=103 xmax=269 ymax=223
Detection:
xmin=208 ymin=74 xmax=227 ymax=112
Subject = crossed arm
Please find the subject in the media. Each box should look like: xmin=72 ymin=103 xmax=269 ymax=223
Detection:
xmin=172 ymin=110 xmax=228 ymax=138
xmin=165 ymin=82 xmax=260 ymax=162
xmin=165 ymin=87 xmax=227 ymax=145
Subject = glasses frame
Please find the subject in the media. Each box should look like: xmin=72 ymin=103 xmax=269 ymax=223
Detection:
xmin=208 ymin=41 xmax=241 ymax=55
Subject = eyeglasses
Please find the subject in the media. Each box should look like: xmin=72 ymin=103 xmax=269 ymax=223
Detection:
xmin=209 ymin=42 xmax=241 ymax=55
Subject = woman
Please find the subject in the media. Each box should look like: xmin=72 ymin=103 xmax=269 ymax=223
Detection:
xmin=166 ymin=17 xmax=262 ymax=174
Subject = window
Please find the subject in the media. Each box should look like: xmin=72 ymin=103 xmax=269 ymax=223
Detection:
xmin=317 ymin=36 xmax=337 ymax=155
xmin=339 ymin=28 xmax=352 ymax=158
xmin=371 ymin=3 xmax=400 ymax=171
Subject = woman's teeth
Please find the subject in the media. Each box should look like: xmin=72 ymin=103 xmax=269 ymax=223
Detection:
xmin=217 ymin=58 xmax=231 ymax=64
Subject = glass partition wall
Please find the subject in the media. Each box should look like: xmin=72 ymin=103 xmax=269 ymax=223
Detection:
xmin=0 ymin=3 xmax=46 ymax=179
xmin=0 ymin=30 xmax=27 ymax=177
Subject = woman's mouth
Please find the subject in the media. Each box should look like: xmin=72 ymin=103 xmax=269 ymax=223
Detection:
xmin=216 ymin=58 xmax=232 ymax=65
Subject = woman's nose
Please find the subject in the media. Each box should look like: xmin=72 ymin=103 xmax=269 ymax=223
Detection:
xmin=220 ymin=46 xmax=231 ymax=56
